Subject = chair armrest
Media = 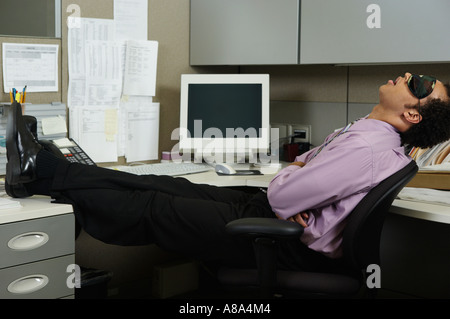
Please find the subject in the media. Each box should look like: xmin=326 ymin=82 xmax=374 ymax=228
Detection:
xmin=225 ymin=218 xmax=304 ymax=239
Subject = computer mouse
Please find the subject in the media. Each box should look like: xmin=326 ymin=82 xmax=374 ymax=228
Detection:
xmin=215 ymin=163 xmax=237 ymax=175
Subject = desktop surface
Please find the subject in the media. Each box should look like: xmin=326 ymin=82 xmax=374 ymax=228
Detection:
xmin=109 ymin=161 xmax=282 ymax=187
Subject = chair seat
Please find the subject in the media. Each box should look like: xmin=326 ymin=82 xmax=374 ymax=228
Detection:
xmin=218 ymin=267 xmax=361 ymax=296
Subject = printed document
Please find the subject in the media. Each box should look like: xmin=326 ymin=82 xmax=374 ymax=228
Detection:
xmin=84 ymin=40 xmax=123 ymax=107
xmin=69 ymin=106 xmax=119 ymax=163
xmin=123 ymin=40 xmax=158 ymax=96
xmin=2 ymin=43 xmax=59 ymax=93
xmin=120 ymin=97 xmax=159 ymax=162
xmin=67 ymin=17 xmax=117 ymax=107
xmin=114 ymin=0 xmax=148 ymax=41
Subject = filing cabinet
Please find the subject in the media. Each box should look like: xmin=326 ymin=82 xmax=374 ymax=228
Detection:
xmin=0 ymin=197 xmax=74 ymax=299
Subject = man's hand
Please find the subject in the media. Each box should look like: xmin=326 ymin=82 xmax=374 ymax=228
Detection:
xmin=276 ymin=212 xmax=309 ymax=228
xmin=289 ymin=161 xmax=305 ymax=167
xmin=288 ymin=212 xmax=309 ymax=228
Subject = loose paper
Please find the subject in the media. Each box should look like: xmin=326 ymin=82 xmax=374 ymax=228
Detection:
xmin=2 ymin=43 xmax=59 ymax=93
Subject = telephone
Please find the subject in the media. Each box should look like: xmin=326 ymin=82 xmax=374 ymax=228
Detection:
xmin=42 ymin=138 xmax=96 ymax=166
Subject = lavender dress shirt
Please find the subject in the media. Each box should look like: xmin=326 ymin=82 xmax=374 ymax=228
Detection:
xmin=267 ymin=118 xmax=412 ymax=258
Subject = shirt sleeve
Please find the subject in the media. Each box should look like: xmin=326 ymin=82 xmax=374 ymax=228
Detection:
xmin=267 ymin=136 xmax=374 ymax=219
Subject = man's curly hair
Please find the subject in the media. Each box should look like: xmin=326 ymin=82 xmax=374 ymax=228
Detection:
xmin=400 ymin=83 xmax=450 ymax=148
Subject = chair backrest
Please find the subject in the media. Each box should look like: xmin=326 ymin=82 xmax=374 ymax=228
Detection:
xmin=342 ymin=160 xmax=418 ymax=272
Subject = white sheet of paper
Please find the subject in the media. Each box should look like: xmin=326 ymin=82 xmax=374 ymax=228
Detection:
xmin=70 ymin=107 xmax=118 ymax=163
xmin=119 ymin=96 xmax=159 ymax=162
xmin=2 ymin=43 xmax=59 ymax=93
xmin=67 ymin=17 xmax=116 ymax=108
xmin=125 ymin=104 xmax=159 ymax=162
xmin=84 ymin=40 xmax=123 ymax=107
xmin=41 ymin=116 xmax=68 ymax=136
xmin=114 ymin=0 xmax=148 ymax=41
xmin=123 ymin=40 xmax=158 ymax=96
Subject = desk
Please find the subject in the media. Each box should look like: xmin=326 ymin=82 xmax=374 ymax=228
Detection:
xmin=391 ymin=199 xmax=450 ymax=224
xmin=0 ymin=196 xmax=74 ymax=299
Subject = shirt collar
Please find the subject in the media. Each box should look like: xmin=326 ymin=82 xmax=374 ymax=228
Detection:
xmin=351 ymin=117 xmax=400 ymax=134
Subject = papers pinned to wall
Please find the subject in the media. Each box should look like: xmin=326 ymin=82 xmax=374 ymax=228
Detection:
xmin=69 ymin=106 xmax=119 ymax=163
xmin=120 ymin=97 xmax=159 ymax=162
xmin=114 ymin=0 xmax=148 ymax=41
xmin=67 ymin=17 xmax=117 ymax=108
xmin=2 ymin=43 xmax=59 ymax=93
xmin=123 ymin=40 xmax=158 ymax=97
xmin=67 ymin=11 xmax=159 ymax=163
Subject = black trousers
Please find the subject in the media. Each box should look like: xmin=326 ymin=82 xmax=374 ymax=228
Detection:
xmin=44 ymin=161 xmax=338 ymax=271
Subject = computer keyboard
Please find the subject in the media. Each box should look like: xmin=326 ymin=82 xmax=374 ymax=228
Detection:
xmin=113 ymin=162 xmax=212 ymax=176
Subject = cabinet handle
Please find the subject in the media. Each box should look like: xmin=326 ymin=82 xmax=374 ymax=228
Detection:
xmin=7 ymin=275 xmax=49 ymax=294
xmin=7 ymin=232 xmax=49 ymax=251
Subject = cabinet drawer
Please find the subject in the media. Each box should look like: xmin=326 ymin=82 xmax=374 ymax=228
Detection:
xmin=0 ymin=254 xmax=74 ymax=299
xmin=0 ymin=214 xmax=74 ymax=268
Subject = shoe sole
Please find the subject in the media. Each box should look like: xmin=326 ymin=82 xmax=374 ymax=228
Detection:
xmin=4 ymin=181 xmax=30 ymax=198
xmin=6 ymin=103 xmax=23 ymax=185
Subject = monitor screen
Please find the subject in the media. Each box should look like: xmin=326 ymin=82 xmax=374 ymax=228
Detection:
xmin=187 ymin=83 xmax=262 ymax=138
xmin=178 ymin=74 xmax=270 ymax=163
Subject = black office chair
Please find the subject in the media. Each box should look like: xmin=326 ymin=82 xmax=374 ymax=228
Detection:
xmin=218 ymin=161 xmax=418 ymax=298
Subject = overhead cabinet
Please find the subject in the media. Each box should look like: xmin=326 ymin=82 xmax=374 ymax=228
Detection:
xmin=190 ymin=0 xmax=450 ymax=65
xmin=300 ymin=0 xmax=450 ymax=64
xmin=190 ymin=0 xmax=300 ymax=65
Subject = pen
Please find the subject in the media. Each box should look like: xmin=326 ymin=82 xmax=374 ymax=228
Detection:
xmin=9 ymin=89 xmax=13 ymax=103
xmin=22 ymin=85 xmax=27 ymax=103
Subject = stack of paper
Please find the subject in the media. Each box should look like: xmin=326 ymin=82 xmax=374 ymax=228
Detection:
xmin=398 ymin=187 xmax=450 ymax=206
xmin=409 ymin=139 xmax=450 ymax=171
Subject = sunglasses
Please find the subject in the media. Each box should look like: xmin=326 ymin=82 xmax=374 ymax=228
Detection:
xmin=407 ymin=74 xmax=436 ymax=99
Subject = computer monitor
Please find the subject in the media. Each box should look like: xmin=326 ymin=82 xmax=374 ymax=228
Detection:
xmin=178 ymin=73 xmax=270 ymax=163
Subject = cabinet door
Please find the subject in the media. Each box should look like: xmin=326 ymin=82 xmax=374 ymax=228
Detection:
xmin=190 ymin=0 xmax=299 ymax=65
xmin=300 ymin=0 xmax=450 ymax=64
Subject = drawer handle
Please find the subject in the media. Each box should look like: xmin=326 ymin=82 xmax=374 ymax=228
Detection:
xmin=8 ymin=275 xmax=49 ymax=294
xmin=7 ymin=232 xmax=49 ymax=251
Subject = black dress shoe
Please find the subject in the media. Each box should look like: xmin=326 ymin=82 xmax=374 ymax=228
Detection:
xmin=39 ymin=140 xmax=66 ymax=160
xmin=4 ymin=180 xmax=31 ymax=198
xmin=6 ymin=115 xmax=38 ymax=163
xmin=6 ymin=102 xmax=42 ymax=185
xmin=23 ymin=115 xmax=38 ymax=140
xmin=5 ymin=115 xmax=36 ymax=198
